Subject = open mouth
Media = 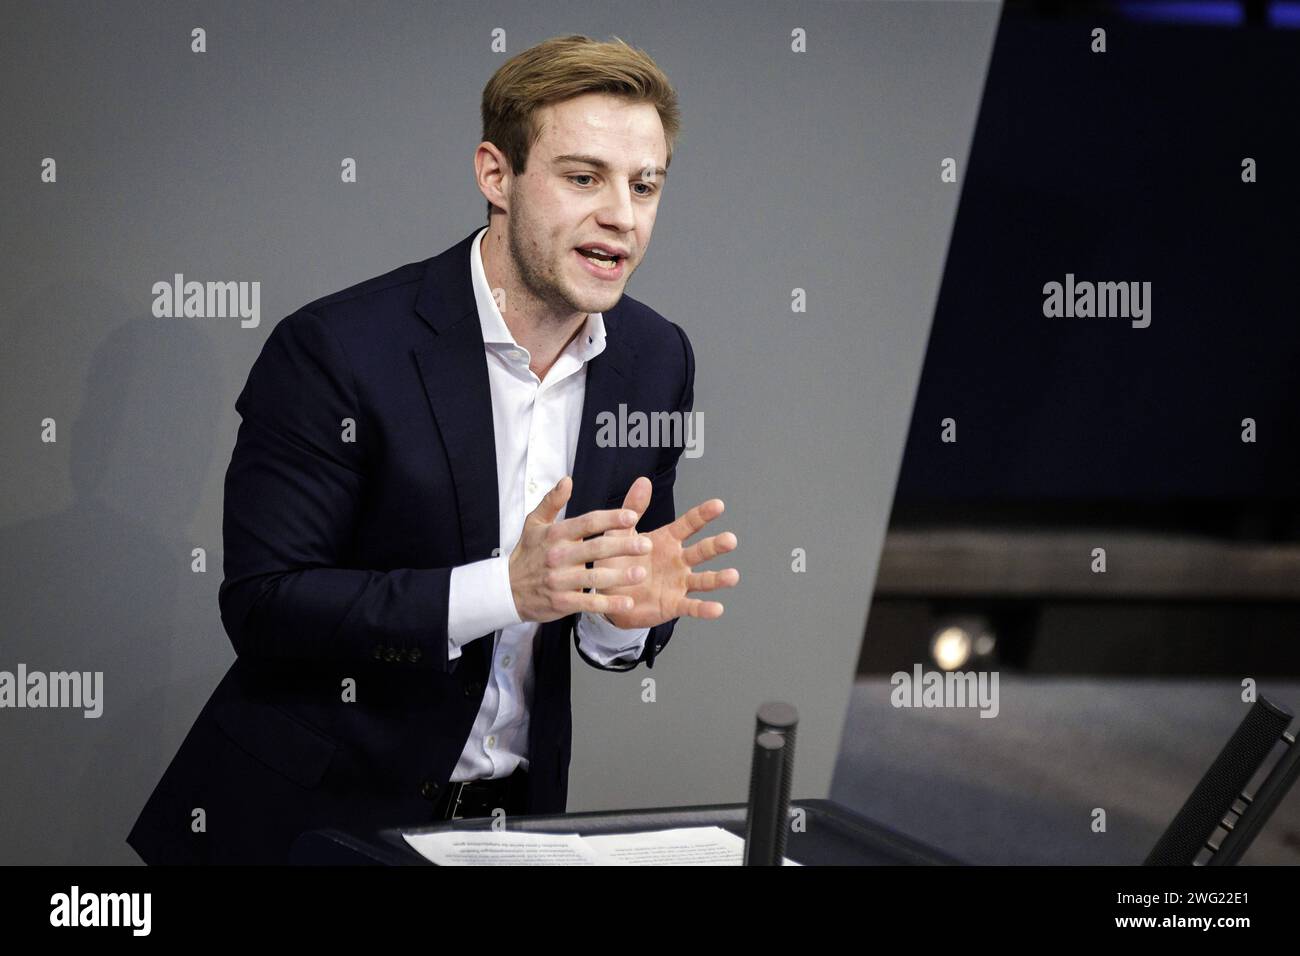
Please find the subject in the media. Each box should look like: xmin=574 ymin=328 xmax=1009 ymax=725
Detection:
xmin=579 ymin=250 xmax=619 ymax=269
xmin=574 ymin=246 xmax=626 ymax=278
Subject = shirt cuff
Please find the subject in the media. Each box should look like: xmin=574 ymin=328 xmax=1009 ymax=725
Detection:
xmin=576 ymin=612 xmax=650 ymax=666
xmin=448 ymin=555 xmax=521 ymax=661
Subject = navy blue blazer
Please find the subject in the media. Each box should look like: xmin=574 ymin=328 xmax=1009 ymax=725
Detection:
xmin=126 ymin=226 xmax=694 ymax=864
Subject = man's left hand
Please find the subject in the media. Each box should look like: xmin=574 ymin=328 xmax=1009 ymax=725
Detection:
xmin=593 ymin=476 xmax=739 ymax=629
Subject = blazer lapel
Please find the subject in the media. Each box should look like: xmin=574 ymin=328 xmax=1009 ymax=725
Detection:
xmin=537 ymin=305 xmax=632 ymax=672
xmin=412 ymin=228 xmax=500 ymax=566
xmin=568 ymin=309 xmax=631 ymax=521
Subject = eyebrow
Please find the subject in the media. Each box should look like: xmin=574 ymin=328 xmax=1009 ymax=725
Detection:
xmin=550 ymin=153 xmax=668 ymax=181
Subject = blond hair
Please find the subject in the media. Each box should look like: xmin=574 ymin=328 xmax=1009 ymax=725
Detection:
xmin=480 ymin=34 xmax=680 ymax=219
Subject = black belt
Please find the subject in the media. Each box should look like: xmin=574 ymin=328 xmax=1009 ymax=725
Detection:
xmin=434 ymin=768 xmax=529 ymax=820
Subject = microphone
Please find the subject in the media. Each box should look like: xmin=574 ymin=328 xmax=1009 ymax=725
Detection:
xmin=743 ymin=701 xmax=798 ymax=865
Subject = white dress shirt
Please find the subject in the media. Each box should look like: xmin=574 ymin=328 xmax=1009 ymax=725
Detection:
xmin=445 ymin=226 xmax=650 ymax=783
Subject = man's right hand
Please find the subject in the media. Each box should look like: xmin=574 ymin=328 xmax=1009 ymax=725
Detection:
xmin=508 ymin=475 xmax=654 ymax=624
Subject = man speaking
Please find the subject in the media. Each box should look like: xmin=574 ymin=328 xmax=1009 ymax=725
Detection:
xmin=127 ymin=33 xmax=738 ymax=864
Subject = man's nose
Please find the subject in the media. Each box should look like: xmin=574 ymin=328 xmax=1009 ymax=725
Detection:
xmin=594 ymin=182 xmax=637 ymax=233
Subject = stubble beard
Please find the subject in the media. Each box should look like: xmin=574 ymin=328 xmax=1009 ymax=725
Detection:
xmin=506 ymin=215 xmax=620 ymax=328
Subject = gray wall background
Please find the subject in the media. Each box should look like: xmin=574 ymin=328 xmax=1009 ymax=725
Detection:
xmin=0 ymin=0 xmax=1000 ymax=863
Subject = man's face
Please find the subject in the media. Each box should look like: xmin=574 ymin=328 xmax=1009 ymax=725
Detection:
xmin=502 ymin=92 xmax=667 ymax=322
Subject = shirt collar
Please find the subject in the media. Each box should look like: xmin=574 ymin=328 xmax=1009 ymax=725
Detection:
xmin=469 ymin=225 xmax=607 ymax=365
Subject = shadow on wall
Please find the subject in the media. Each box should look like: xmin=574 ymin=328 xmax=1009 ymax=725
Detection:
xmin=1 ymin=279 xmax=223 ymax=863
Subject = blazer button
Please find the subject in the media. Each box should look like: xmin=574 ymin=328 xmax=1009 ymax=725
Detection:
xmin=384 ymin=647 xmax=398 ymax=662
xmin=419 ymin=780 xmax=440 ymax=800
xmin=372 ymin=644 xmax=384 ymax=660
xmin=407 ymin=647 xmax=422 ymax=663
xmin=464 ymin=681 xmax=483 ymax=697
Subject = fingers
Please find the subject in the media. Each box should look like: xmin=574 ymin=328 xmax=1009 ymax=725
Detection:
xmin=548 ymin=533 xmax=652 ymax=566
xmin=542 ymin=563 xmax=647 ymax=592
xmin=685 ymin=568 xmax=740 ymax=592
xmin=528 ymin=476 xmax=573 ymax=526
xmin=573 ymin=592 xmax=636 ymax=616
xmin=682 ymin=531 xmax=737 ymax=567
xmin=537 ymin=589 xmax=640 ymax=617
xmin=667 ymin=498 xmax=725 ymax=541
xmin=619 ymin=475 xmax=653 ymax=517
xmin=676 ymin=597 xmax=726 ymax=620
xmin=553 ymin=506 xmax=640 ymax=540
xmin=595 ymin=476 xmax=653 ymax=539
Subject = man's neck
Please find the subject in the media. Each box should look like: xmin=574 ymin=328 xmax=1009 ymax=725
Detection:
xmin=481 ymin=224 xmax=587 ymax=380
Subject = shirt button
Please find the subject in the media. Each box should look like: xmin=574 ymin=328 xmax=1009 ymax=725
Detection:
xmin=486 ymin=735 xmax=496 ymax=749
xmin=527 ymin=479 xmax=537 ymax=494
xmin=502 ymin=655 xmax=512 ymax=667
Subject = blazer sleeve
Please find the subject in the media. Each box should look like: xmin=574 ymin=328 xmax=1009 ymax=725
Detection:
xmin=572 ymin=319 xmax=696 ymax=672
xmin=217 ymin=308 xmax=456 ymax=673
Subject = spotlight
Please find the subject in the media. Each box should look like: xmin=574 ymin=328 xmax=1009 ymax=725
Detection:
xmin=929 ymin=616 xmax=998 ymax=670
xmin=930 ymin=626 xmax=972 ymax=671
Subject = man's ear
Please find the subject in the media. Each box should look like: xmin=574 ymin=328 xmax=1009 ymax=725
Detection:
xmin=474 ymin=141 xmax=512 ymax=213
